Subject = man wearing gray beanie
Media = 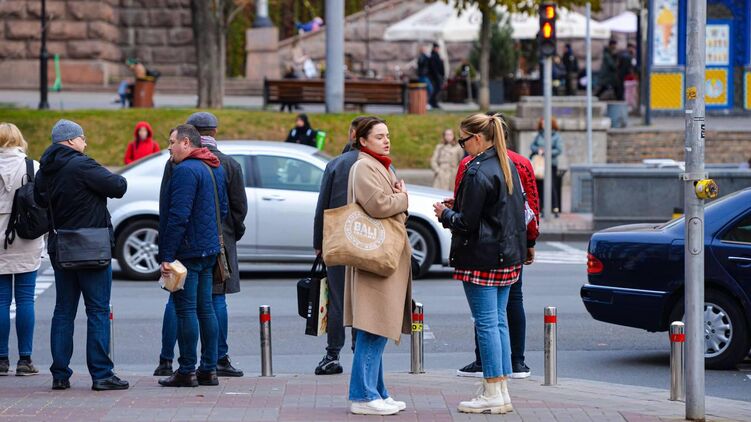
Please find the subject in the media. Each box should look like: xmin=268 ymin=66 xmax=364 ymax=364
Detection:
xmin=34 ymin=119 xmax=129 ymax=391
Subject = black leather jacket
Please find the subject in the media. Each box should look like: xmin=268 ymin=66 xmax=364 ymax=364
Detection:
xmin=440 ymin=147 xmax=526 ymax=270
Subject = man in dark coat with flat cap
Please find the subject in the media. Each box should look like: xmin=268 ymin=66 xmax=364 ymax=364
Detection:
xmin=154 ymin=112 xmax=248 ymax=378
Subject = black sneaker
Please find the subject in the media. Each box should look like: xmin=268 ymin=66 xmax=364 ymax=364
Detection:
xmin=52 ymin=378 xmax=70 ymax=390
xmin=196 ymin=370 xmax=219 ymax=386
xmin=511 ymin=362 xmax=531 ymax=379
xmin=153 ymin=359 xmax=173 ymax=376
xmin=0 ymin=358 xmax=8 ymax=376
xmin=315 ymin=355 xmax=343 ymax=375
xmin=216 ymin=356 xmax=244 ymax=377
xmin=92 ymin=375 xmax=129 ymax=391
xmin=456 ymin=361 xmax=483 ymax=378
xmin=16 ymin=359 xmax=39 ymax=376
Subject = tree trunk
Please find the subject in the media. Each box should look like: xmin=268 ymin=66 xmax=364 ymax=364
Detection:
xmin=191 ymin=0 xmax=224 ymax=108
xmin=478 ymin=1 xmax=491 ymax=110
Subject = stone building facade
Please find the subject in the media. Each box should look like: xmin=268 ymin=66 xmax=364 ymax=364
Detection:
xmin=0 ymin=0 xmax=195 ymax=88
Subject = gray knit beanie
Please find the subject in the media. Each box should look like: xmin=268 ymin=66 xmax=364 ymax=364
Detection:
xmin=51 ymin=119 xmax=84 ymax=143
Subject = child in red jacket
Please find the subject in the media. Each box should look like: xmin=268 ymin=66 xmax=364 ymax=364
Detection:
xmin=124 ymin=121 xmax=160 ymax=164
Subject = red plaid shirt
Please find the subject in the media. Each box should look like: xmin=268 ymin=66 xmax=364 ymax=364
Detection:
xmin=453 ymin=265 xmax=522 ymax=287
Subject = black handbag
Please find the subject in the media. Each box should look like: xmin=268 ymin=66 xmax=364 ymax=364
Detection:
xmin=49 ymin=199 xmax=111 ymax=270
xmin=296 ymin=255 xmax=326 ymax=317
xmin=203 ymin=163 xmax=231 ymax=285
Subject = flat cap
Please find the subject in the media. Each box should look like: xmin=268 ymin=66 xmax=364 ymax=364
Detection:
xmin=186 ymin=112 xmax=218 ymax=129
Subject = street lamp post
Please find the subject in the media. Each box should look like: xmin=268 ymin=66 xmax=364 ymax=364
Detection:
xmin=38 ymin=0 xmax=49 ymax=110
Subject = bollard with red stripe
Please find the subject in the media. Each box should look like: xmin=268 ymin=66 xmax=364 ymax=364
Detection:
xmin=410 ymin=302 xmax=425 ymax=374
xmin=109 ymin=304 xmax=114 ymax=363
xmin=259 ymin=305 xmax=273 ymax=376
xmin=543 ymin=306 xmax=557 ymax=386
xmin=669 ymin=321 xmax=685 ymax=401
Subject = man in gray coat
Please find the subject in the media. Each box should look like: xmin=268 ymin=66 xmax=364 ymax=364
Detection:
xmin=154 ymin=112 xmax=248 ymax=377
xmin=312 ymin=117 xmax=365 ymax=375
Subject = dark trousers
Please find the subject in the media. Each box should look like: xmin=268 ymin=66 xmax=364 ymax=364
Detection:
xmin=160 ymin=293 xmax=229 ymax=361
xmin=325 ymin=265 xmax=346 ymax=357
xmin=473 ymin=274 xmax=526 ymax=366
xmin=50 ymin=265 xmax=114 ymax=382
xmin=429 ymin=78 xmax=442 ymax=107
xmin=536 ymin=166 xmax=561 ymax=214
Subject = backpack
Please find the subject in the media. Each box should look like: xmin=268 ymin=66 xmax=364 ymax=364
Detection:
xmin=3 ymin=158 xmax=48 ymax=249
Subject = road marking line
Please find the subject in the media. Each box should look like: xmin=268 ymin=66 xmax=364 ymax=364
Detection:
xmin=423 ymin=324 xmax=435 ymax=340
xmin=547 ymin=241 xmax=586 ymax=254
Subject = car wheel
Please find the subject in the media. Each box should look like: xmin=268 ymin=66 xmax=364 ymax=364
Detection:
xmin=406 ymin=220 xmax=436 ymax=279
xmin=115 ymin=219 xmax=161 ymax=281
xmin=669 ymin=289 xmax=750 ymax=370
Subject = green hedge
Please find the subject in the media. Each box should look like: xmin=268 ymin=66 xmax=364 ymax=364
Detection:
xmin=1 ymin=109 xmax=487 ymax=168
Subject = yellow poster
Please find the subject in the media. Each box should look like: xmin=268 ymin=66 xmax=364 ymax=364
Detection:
xmin=705 ymin=69 xmax=728 ymax=107
xmin=650 ymin=72 xmax=683 ymax=110
xmin=745 ymin=71 xmax=751 ymax=110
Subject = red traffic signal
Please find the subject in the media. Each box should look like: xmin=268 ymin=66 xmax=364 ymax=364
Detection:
xmin=539 ymin=3 xmax=557 ymax=57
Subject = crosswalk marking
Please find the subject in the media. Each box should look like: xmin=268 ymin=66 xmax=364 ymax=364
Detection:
xmin=9 ymin=267 xmax=54 ymax=321
xmin=534 ymin=242 xmax=587 ymax=265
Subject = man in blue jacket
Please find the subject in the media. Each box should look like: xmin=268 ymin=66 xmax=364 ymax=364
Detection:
xmin=34 ymin=119 xmax=129 ymax=391
xmin=158 ymin=124 xmax=228 ymax=388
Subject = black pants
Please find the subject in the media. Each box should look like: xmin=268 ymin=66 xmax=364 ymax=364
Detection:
xmin=325 ymin=265 xmax=346 ymax=357
xmin=473 ymin=272 xmax=526 ymax=366
xmin=429 ymin=78 xmax=442 ymax=107
xmin=536 ymin=166 xmax=561 ymax=214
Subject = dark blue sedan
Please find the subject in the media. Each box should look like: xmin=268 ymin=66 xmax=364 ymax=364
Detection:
xmin=581 ymin=188 xmax=751 ymax=369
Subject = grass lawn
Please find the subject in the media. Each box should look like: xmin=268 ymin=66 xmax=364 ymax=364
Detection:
xmin=0 ymin=108 xmax=499 ymax=168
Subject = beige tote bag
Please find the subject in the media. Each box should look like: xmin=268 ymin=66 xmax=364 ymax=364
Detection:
xmin=322 ymin=161 xmax=407 ymax=277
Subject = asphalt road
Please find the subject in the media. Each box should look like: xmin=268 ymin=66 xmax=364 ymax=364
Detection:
xmin=7 ymin=241 xmax=750 ymax=402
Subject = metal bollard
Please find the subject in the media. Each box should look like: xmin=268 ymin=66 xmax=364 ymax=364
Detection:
xmin=259 ymin=305 xmax=273 ymax=377
xmin=109 ymin=304 xmax=114 ymax=362
xmin=410 ymin=302 xmax=424 ymax=374
xmin=543 ymin=306 xmax=557 ymax=386
xmin=669 ymin=321 xmax=685 ymax=401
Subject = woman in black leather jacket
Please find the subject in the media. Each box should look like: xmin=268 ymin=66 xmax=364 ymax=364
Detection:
xmin=433 ymin=113 xmax=526 ymax=415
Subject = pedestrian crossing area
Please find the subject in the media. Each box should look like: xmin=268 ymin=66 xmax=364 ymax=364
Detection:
xmin=9 ymin=267 xmax=54 ymax=321
xmin=534 ymin=241 xmax=588 ymax=265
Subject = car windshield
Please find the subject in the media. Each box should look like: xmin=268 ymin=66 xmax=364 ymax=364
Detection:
xmin=658 ymin=189 xmax=744 ymax=229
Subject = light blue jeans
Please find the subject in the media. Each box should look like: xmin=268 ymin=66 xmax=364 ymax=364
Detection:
xmin=348 ymin=330 xmax=390 ymax=402
xmin=463 ymin=282 xmax=512 ymax=378
xmin=0 ymin=271 xmax=37 ymax=358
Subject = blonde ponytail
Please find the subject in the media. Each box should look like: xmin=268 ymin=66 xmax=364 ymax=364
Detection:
xmin=490 ymin=115 xmax=514 ymax=195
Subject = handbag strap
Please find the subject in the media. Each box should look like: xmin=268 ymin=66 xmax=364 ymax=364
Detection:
xmin=350 ymin=160 xmax=361 ymax=204
xmin=201 ymin=162 xmax=225 ymax=248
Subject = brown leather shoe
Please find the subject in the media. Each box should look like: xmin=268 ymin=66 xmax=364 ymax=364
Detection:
xmin=158 ymin=371 xmax=198 ymax=387
xmin=196 ymin=370 xmax=219 ymax=386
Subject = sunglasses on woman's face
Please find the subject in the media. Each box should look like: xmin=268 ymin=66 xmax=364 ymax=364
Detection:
xmin=457 ymin=134 xmax=474 ymax=149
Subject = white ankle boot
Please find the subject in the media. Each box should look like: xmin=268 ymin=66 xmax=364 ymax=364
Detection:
xmin=500 ymin=379 xmax=513 ymax=413
xmin=457 ymin=380 xmax=506 ymax=414
xmin=384 ymin=397 xmax=406 ymax=411
xmin=350 ymin=399 xmax=399 ymax=415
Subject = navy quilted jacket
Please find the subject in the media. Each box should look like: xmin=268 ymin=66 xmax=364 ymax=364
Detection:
xmin=159 ymin=158 xmax=228 ymax=263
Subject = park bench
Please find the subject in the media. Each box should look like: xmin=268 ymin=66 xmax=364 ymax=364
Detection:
xmin=263 ymin=79 xmax=408 ymax=109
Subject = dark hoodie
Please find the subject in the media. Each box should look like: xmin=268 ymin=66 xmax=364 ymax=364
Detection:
xmin=158 ymin=148 xmax=228 ymax=263
xmin=124 ymin=121 xmax=160 ymax=165
xmin=34 ymin=143 xmax=127 ymax=258
xmin=284 ymin=113 xmax=317 ymax=147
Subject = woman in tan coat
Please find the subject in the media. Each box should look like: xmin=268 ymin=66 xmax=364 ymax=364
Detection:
xmin=430 ymin=129 xmax=464 ymax=191
xmin=343 ymin=117 xmax=412 ymax=416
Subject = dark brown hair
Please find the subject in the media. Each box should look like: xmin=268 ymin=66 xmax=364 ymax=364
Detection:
xmin=537 ymin=116 xmax=558 ymax=131
xmin=352 ymin=116 xmax=386 ymax=149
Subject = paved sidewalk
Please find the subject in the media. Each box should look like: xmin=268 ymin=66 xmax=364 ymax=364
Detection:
xmin=1 ymin=371 xmax=748 ymax=421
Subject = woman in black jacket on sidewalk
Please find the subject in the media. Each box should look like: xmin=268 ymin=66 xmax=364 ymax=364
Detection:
xmin=284 ymin=114 xmax=317 ymax=147
xmin=432 ymin=113 xmax=526 ymax=415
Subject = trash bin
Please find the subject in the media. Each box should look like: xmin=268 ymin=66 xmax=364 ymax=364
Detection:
xmin=133 ymin=78 xmax=156 ymax=108
xmin=408 ymin=82 xmax=427 ymax=115
xmin=606 ymin=101 xmax=629 ymax=128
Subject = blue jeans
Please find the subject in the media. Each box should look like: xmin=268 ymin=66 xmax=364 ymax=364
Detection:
xmin=474 ymin=274 xmax=526 ymax=365
xmin=0 ymin=271 xmax=37 ymax=358
xmin=349 ymin=330 xmax=390 ymax=402
xmin=463 ymin=282 xmax=512 ymax=378
xmin=171 ymin=256 xmax=218 ymax=374
xmin=50 ymin=265 xmax=114 ymax=381
xmin=160 ymin=293 xmax=228 ymax=361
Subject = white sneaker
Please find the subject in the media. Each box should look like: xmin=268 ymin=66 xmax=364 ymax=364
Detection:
xmin=350 ymin=399 xmax=399 ymax=415
xmin=500 ymin=379 xmax=513 ymax=413
xmin=384 ymin=397 xmax=406 ymax=411
xmin=457 ymin=380 xmax=507 ymax=414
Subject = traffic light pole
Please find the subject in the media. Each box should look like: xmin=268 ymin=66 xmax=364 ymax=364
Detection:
xmin=684 ymin=0 xmax=706 ymax=419
xmin=543 ymin=56 xmax=553 ymax=220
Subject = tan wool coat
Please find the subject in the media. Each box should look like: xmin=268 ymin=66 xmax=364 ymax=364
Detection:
xmin=430 ymin=142 xmax=464 ymax=191
xmin=343 ymin=152 xmax=413 ymax=342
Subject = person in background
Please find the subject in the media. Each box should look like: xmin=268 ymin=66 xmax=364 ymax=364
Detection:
xmin=417 ymin=46 xmax=433 ymax=103
xmin=430 ymin=129 xmax=464 ymax=191
xmin=562 ymin=44 xmax=579 ymax=96
xmin=428 ymin=42 xmax=445 ymax=109
xmin=596 ymin=40 xmax=619 ymax=99
xmin=0 ymin=123 xmax=45 ymax=376
xmin=157 ymin=124 xmax=227 ymax=388
xmin=433 ymin=113 xmax=526 ymax=414
xmin=34 ymin=119 xmax=129 ymax=391
xmin=530 ymin=117 xmax=563 ymax=217
xmin=280 ymin=65 xmax=299 ymax=113
xmin=344 ymin=117 xmax=411 ymax=416
xmin=285 ymin=114 xmax=317 ymax=147
xmin=124 ymin=121 xmax=160 ymax=165
xmin=313 ymin=116 xmax=367 ymax=376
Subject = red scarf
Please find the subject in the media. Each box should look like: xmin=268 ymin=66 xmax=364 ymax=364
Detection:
xmin=360 ymin=146 xmax=392 ymax=169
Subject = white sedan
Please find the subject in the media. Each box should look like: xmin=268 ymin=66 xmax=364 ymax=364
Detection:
xmin=108 ymin=141 xmax=453 ymax=280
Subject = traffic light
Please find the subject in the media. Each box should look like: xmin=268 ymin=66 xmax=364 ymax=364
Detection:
xmin=539 ymin=3 xmax=557 ymax=57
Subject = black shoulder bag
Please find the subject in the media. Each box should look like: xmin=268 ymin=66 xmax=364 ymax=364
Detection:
xmin=203 ymin=163 xmax=231 ymax=284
